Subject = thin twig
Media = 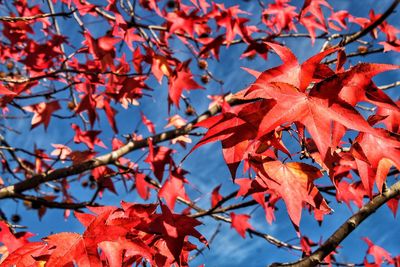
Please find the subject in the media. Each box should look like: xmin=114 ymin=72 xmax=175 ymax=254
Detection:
xmin=0 ymin=10 xmax=77 ymax=22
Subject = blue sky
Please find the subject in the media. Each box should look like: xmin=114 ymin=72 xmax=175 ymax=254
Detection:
xmin=0 ymin=0 xmax=399 ymax=266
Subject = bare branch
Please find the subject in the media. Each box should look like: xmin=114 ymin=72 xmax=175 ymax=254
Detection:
xmin=13 ymin=193 xmax=99 ymax=210
xmin=0 ymin=10 xmax=77 ymax=22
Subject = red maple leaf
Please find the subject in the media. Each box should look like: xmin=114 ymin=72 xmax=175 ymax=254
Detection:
xmin=144 ymin=140 xmax=174 ymax=182
xmin=141 ymin=111 xmax=156 ymax=134
xmin=211 ymin=185 xmax=223 ymax=208
xmin=158 ymin=167 xmax=190 ymax=210
xmin=241 ymin=42 xmax=389 ymax=159
xmin=169 ymin=63 xmax=203 ymax=108
xmin=135 ymin=172 xmax=153 ymax=200
xmin=0 ymin=84 xmax=17 ymax=95
xmin=71 ymin=124 xmax=106 ymax=150
xmin=0 ymin=221 xmax=34 ymax=254
xmin=43 ymin=208 xmax=152 ymax=266
xmin=351 ymin=128 xmax=400 ymax=196
xmin=136 ymin=203 xmax=207 ymax=264
xmin=363 ymin=238 xmax=394 ymax=266
xmin=24 ymin=101 xmax=61 ymax=130
xmin=256 ymin=160 xmax=332 ymax=230
xmin=230 ymin=212 xmax=253 ymax=238
xmin=0 ymin=242 xmax=49 ymax=267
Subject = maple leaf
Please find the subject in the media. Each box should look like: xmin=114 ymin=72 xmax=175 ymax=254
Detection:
xmin=136 ymin=203 xmax=207 ymax=264
xmin=166 ymin=10 xmax=197 ymax=38
xmin=363 ymin=238 xmax=394 ymax=266
xmin=329 ymin=10 xmax=350 ymax=31
xmin=0 ymin=221 xmax=34 ymax=254
xmin=256 ymin=160 xmax=331 ymax=230
xmin=190 ymin=0 xmax=210 ymax=13
xmin=351 ymin=129 xmax=400 ymax=196
xmin=241 ymin=42 xmax=383 ymax=159
xmin=0 ymin=242 xmax=48 ymax=267
xmin=251 ymin=81 xmax=374 ymax=159
xmin=135 ymin=172 xmax=152 ymax=200
xmin=387 ymin=197 xmax=399 ymax=218
xmin=141 ymin=111 xmax=156 ymax=134
xmin=300 ymin=236 xmax=316 ymax=256
xmin=323 ymin=63 xmax=400 ymax=110
xmin=144 ymin=140 xmax=174 ymax=182
xmin=212 ymin=4 xmax=249 ymax=44
xmin=0 ymin=84 xmax=17 ymax=95
xmin=158 ymin=168 xmax=190 ymax=210
xmin=75 ymin=93 xmax=98 ymax=127
xmin=169 ymin=64 xmax=203 ymax=108
xmin=336 ymin=180 xmax=366 ymax=210
xmin=199 ymin=35 xmax=225 ymax=60
xmin=43 ymin=232 xmax=102 ymax=267
xmin=23 ymin=101 xmax=61 ymax=130
xmin=151 ymin=54 xmax=173 ymax=84
xmin=92 ymin=166 xmax=117 ymax=195
xmin=83 ymin=32 xmax=120 ymax=70
xmin=230 ymin=212 xmax=253 ymax=238
xmin=44 ymin=208 xmax=144 ymax=266
xmin=51 ymin=143 xmax=72 ymax=162
xmin=211 ymin=185 xmax=223 ymax=208
xmin=262 ymin=0 xmax=298 ymax=33
xmin=98 ymin=237 xmax=154 ymax=267
xmin=72 ymin=124 xmax=106 ymax=150
xmin=376 ymin=101 xmax=400 ymax=133
xmin=192 ymin=99 xmax=277 ymax=178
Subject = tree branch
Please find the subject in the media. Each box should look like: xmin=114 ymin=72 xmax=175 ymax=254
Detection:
xmin=0 ymin=10 xmax=77 ymax=22
xmin=269 ymin=180 xmax=400 ymax=267
xmin=0 ymin=94 xmax=246 ymax=199
xmin=13 ymin=193 xmax=100 ymax=210
xmin=340 ymin=0 xmax=400 ymax=46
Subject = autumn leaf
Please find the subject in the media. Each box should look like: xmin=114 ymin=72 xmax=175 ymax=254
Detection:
xmin=0 ymin=84 xmax=17 ymax=95
xmin=141 ymin=111 xmax=156 ymax=134
xmin=363 ymin=238 xmax=394 ymax=266
xmin=144 ymin=140 xmax=174 ymax=182
xmin=211 ymin=185 xmax=223 ymax=208
xmin=0 ymin=221 xmax=34 ymax=254
xmin=135 ymin=172 xmax=152 ymax=200
xmin=98 ymin=237 xmax=154 ymax=267
xmin=257 ymin=161 xmax=331 ymax=230
xmin=230 ymin=212 xmax=253 ymax=238
xmin=250 ymin=81 xmax=374 ymax=159
xmin=136 ymin=203 xmax=207 ymax=263
xmin=24 ymin=101 xmax=61 ymax=130
xmin=352 ymin=129 xmax=400 ymax=196
xmin=158 ymin=168 xmax=190 ymax=210
xmin=72 ymin=124 xmax=107 ymax=150
xmin=43 ymin=232 xmax=102 ymax=267
xmin=0 ymin=242 xmax=48 ymax=267
xmin=169 ymin=65 xmax=203 ymax=108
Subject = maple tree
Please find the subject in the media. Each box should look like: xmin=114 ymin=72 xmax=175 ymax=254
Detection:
xmin=0 ymin=0 xmax=399 ymax=266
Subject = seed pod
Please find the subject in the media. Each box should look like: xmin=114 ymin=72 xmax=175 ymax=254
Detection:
xmin=198 ymin=60 xmax=208 ymax=70
xmin=67 ymin=101 xmax=76 ymax=111
xmin=357 ymin=45 xmax=368 ymax=54
xmin=11 ymin=214 xmax=21 ymax=223
xmin=6 ymin=61 xmax=14 ymax=70
xmin=201 ymin=74 xmax=210 ymax=84
xmin=185 ymin=105 xmax=195 ymax=116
